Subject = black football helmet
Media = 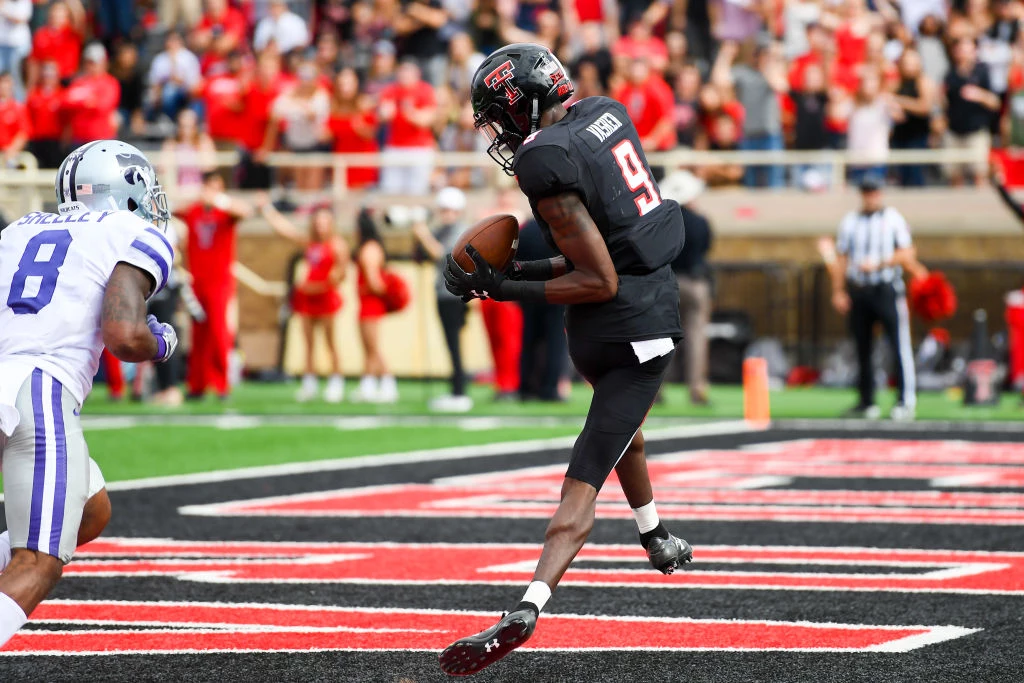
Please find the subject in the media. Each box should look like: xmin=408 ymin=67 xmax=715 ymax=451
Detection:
xmin=470 ymin=43 xmax=574 ymax=175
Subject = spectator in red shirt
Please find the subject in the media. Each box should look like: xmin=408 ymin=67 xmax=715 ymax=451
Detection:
xmin=612 ymin=58 xmax=677 ymax=151
xmin=190 ymin=0 xmax=248 ymax=76
xmin=697 ymin=83 xmax=745 ymax=150
xmin=378 ymin=60 xmax=437 ymax=194
xmin=789 ymin=22 xmax=833 ymax=92
xmin=28 ymin=1 xmax=83 ymax=85
xmin=0 ymin=72 xmax=29 ymax=167
xmin=62 ymin=43 xmax=121 ymax=147
xmin=25 ymin=61 xmax=64 ymax=169
xmin=202 ymin=51 xmax=245 ymax=146
xmin=176 ymin=171 xmax=254 ymax=400
xmin=612 ymin=19 xmax=669 ymax=74
xmin=237 ymin=52 xmax=286 ymax=188
xmin=328 ymin=66 xmax=379 ymax=188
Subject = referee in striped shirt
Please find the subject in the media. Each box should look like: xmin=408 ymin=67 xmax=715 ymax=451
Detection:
xmin=829 ymin=175 xmax=917 ymax=420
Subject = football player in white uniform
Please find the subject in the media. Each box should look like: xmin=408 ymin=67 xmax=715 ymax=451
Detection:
xmin=0 ymin=140 xmax=178 ymax=648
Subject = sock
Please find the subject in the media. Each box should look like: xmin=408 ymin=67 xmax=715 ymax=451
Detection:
xmin=518 ymin=580 xmax=551 ymax=615
xmin=639 ymin=522 xmax=670 ymax=550
xmin=0 ymin=531 xmax=10 ymax=572
xmin=0 ymin=591 xmax=27 ymax=648
xmin=632 ymin=501 xmax=660 ymax=534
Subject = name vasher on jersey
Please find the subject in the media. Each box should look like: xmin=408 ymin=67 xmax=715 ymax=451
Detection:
xmin=513 ymin=96 xmax=685 ymax=343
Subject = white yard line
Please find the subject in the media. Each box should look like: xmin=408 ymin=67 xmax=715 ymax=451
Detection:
xmin=99 ymin=420 xmax=756 ymax=492
xmin=776 ymin=418 xmax=1024 ymax=434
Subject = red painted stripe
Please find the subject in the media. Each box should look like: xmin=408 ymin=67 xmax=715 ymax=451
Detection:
xmin=4 ymin=601 xmax=955 ymax=654
xmin=70 ymin=539 xmax=1024 ymax=594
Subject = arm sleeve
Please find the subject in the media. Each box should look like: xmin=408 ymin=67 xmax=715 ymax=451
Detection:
xmin=118 ymin=221 xmax=176 ymax=297
xmin=514 ymin=144 xmax=581 ymax=201
xmin=890 ymin=209 xmax=912 ymax=248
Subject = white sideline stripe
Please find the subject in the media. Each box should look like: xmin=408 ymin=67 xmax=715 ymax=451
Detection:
xmin=776 ymin=418 xmax=1024 ymax=434
xmin=80 ymin=414 xmax=598 ymax=431
xmin=101 ymin=420 xmax=756 ymax=492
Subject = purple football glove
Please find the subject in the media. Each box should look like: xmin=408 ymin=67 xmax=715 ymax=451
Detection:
xmin=147 ymin=314 xmax=178 ymax=363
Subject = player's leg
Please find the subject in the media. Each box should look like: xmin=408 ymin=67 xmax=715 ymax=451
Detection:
xmin=0 ymin=371 xmax=91 ymax=647
xmin=615 ymin=429 xmax=693 ymax=573
xmin=439 ymin=341 xmax=681 ymax=675
xmin=2 ymin=458 xmax=110 ymax=572
xmin=77 ymin=457 xmax=111 ymax=547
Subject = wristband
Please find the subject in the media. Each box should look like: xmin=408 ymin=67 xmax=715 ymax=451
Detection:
xmin=498 ymin=279 xmax=547 ymax=302
xmin=514 ymin=259 xmax=555 ymax=281
xmin=154 ymin=335 xmax=167 ymax=362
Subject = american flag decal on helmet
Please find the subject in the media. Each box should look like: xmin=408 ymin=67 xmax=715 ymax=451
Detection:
xmin=483 ymin=60 xmax=522 ymax=105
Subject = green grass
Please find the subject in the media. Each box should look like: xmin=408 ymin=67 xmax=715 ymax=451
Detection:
xmin=68 ymin=380 xmax=1022 ymax=485
xmin=82 ymin=380 xmax=1024 ymax=422
xmin=85 ymin=424 xmax=581 ymax=482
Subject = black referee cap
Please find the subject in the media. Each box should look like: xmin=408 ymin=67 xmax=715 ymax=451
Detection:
xmin=858 ymin=174 xmax=885 ymax=192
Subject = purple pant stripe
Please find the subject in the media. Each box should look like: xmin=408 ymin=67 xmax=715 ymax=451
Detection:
xmin=49 ymin=377 xmax=67 ymax=556
xmin=26 ymin=369 xmax=46 ymax=551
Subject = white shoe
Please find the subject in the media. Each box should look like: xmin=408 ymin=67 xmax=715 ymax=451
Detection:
xmin=353 ymin=375 xmax=379 ymax=403
xmin=890 ymin=403 xmax=915 ymax=421
xmin=429 ymin=394 xmax=474 ymax=413
xmin=296 ymin=374 xmax=319 ymax=402
xmin=377 ymin=375 xmax=399 ymax=404
xmin=324 ymin=375 xmax=344 ymax=403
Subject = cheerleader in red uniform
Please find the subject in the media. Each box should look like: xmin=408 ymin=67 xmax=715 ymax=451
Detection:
xmin=257 ymin=195 xmax=350 ymax=402
xmin=354 ymin=208 xmax=398 ymax=403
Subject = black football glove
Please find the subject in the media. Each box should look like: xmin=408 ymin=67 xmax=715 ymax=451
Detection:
xmin=444 ymin=245 xmax=508 ymax=302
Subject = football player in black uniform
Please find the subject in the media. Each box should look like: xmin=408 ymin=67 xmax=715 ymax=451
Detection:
xmin=438 ymin=43 xmax=692 ymax=676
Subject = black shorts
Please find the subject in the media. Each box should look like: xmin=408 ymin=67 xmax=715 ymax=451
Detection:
xmin=566 ymin=336 xmax=677 ymax=490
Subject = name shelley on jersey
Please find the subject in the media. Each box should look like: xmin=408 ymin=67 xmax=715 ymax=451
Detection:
xmin=11 ymin=211 xmax=118 ymax=227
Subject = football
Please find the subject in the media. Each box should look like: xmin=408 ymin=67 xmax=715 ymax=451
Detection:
xmin=452 ymin=214 xmax=519 ymax=273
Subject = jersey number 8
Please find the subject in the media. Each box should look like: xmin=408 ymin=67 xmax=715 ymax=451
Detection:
xmin=6 ymin=229 xmax=73 ymax=315
xmin=612 ymin=140 xmax=662 ymax=217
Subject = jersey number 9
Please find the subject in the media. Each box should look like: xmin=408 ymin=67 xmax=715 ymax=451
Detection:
xmin=7 ymin=229 xmax=73 ymax=315
xmin=612 ymin=140 xmax=662 ymax=217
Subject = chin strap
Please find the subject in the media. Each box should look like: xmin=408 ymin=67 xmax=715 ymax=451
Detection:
xmin=529 ymin=97 xmax=540 ymax=135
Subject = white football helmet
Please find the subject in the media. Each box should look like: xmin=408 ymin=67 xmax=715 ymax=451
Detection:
xmin=55 ymin=140 xmax=170 ymax=231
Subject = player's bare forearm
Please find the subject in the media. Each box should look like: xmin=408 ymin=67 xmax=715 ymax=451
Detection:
xmin=102 ymin=263 xmax=158 ymax=362
xmin=537 ymin=193 xmax=617 ymax=304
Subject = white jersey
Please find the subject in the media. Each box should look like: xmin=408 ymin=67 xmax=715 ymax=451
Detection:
xmin=0 ymin=209 xmax=174 ymax=411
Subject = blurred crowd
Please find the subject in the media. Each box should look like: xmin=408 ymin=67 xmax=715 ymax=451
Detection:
xmin=3 ymin=0 xmax=1024 ymax=190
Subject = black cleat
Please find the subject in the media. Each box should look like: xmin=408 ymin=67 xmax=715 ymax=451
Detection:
xmin=646 ymin=534 xmax=693 ymax=575
xmin=439 ymin=608 xmax=537 ymax=676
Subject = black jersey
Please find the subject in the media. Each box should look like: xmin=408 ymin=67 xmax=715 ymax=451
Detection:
xmin=513 ymin=96 xmax=685 ymax=343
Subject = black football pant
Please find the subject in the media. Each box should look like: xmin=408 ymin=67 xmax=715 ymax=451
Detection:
xmin=848 ymin=282 xmax=916 ymax=409
xmin=567 ymin=336 xmax=676 ymax=490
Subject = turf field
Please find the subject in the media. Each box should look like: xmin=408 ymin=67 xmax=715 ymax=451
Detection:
xmin=84 ymin=379 xmax=1024 ymax=421
xmin=1 ymin=380 xmax=1023 ymax=682
xmin=2 ymin=423 xmax=1023 ymax=683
